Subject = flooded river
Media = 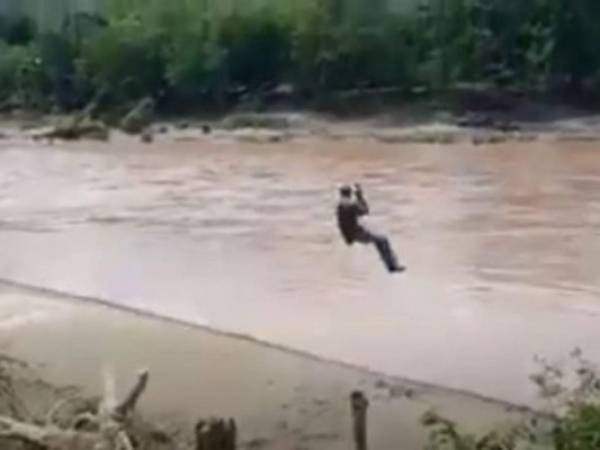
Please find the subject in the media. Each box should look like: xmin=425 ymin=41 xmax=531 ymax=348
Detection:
xmin=2 ymin=130 xmax=600 ymax=404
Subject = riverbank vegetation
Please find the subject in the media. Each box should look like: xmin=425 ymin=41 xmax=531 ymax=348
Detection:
xmin=423 ymin=350 xmax=600 ymax=450
xmin=1 ymin=0 xmax=600 ymax=117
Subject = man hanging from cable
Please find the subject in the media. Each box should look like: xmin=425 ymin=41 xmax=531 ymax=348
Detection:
xmin=336 ymin=184 xmax=405 ymax=273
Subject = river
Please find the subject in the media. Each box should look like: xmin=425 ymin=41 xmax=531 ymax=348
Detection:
xmin=1 ymin=128 xmax=600 ymax=404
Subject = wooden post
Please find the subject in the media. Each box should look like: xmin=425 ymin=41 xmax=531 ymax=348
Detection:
xmin=195 ymin=418 xmax=237 ymax=450
xmin=350 ymin=391 xmax=369 ymax=450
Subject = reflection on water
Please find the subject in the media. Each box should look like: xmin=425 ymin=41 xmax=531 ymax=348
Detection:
xmin=2 ymin=135 xmax=600 ymax=403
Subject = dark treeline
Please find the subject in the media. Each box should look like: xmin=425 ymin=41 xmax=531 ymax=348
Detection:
xmin=1 ymin=0 xmax=600 ymax=115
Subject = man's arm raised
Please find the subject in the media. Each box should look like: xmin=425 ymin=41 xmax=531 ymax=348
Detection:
xmin=354 ymin=184 xmax=369 ymax=215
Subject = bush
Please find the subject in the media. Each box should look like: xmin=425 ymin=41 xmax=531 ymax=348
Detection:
xmin=323 ymin=22 xmax=414 ymax=90
xmin=79 ymin=16 xmax=167 ymax=105
xmin=219 ymin=12 xmax=291 ymax=90
xmin=1 ymin=17 xmax=37 ymax=46
xmin=164 ymin=33 xmax=227 ymax=108
xmin=0 ymin=43 xmax=28 ymax=99
xmin=422 ymin=351 xmax=600 ymax=450
xmin=290 ymin=2 xmax=415 ymax=96
xmin=37 ymin=32 xmax=81 ymax=109
xmin=290 ymin=0 xmax=339 ymax=97
xmin=0 ymin=43 xmax=46 ymax=107
xmin=555 ymin=403 xmax=600 ymax=450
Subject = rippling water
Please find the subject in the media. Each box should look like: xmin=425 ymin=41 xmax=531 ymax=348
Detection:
xmin=2 ymin=132 xmax=600 ymax=403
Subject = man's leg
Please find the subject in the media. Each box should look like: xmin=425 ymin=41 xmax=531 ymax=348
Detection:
xmin=355 ymin=228 xmax=403 ymax=272
xmin=372 ymin=234 xmax=403 ymax=272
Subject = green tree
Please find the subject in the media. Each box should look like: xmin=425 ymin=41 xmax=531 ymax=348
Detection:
xmin=78 ymin=15 xmax=166 ymax=105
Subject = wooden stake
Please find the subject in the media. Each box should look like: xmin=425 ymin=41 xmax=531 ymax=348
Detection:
xmin=350 ymin=390 xmax=369 ymax=450
xmin=195 ymin=418 xmax=237 ymax=450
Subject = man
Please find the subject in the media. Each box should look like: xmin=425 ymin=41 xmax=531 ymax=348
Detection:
xmin=336 ymin=184 xmax=404 ymax=273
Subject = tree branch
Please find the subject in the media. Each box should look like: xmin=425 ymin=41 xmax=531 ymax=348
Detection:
xmin=115 ymin=369 xmax=149 ymax=419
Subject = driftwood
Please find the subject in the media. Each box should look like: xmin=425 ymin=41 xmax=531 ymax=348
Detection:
xmin=0 ymin=356 xmax=371 ymax=450
xmin=120 ymin=98 xmax=155 ymax=134
xmin=27 ymin=86 xmax=111 ymax=142
xmin=0 ymin=369 xmax=149 ymax=450
xmin=32 ymin=116 xmax=110 ymax=142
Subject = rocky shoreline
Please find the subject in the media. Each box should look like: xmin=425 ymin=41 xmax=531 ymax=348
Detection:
xmin=4 ymin=98 xmax=600 ymax=149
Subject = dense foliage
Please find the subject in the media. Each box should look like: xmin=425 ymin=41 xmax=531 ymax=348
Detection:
xmin=1 ymin=0 xmax=600 ymax=113
xmin=422 ymin=350 xmax=600 ymax=450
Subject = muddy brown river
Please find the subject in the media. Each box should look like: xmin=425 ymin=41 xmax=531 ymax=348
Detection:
xmin=1 ymin=129 xmax=600 ymax=404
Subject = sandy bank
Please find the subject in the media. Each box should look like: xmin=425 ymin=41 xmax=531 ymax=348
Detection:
xmin=0 ymin=281 xmax=523 ymax=450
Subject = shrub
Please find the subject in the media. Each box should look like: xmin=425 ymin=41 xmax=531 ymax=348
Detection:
xmin=422 ymin=350 xmax=600 ymax=450
xmin=37 ymin=32 xmax=81 ymax=109
xmin=218 ymin=12 xmax=292 ymax=90
xmin=0 ymin=43 xmax=46 ymax=107
xmin=79 ymin=16 xmax=167 ymax=105
xmin=164 ymin=33 xmax=227 ymax=108
xmin=555 ymin=403 xmax=600 ymax=450
xmin=290 ymin=0 xmax=339 ymax=97
xmin=2 ymin=16 xmax=37 ymax=46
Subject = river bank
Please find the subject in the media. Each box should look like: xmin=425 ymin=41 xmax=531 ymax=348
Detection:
xmin=0 ymin=279 xmax=528 ymax=450
xmin=5 ymin=97 xmax=600 ymax=149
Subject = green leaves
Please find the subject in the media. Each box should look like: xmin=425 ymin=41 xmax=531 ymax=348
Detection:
xmin=219 ymin=12 xmax=291 ymax=89
xmin=423 ymin=351 xmax=600 ymax=450
xmin=78 ymin=16 xmax=166 ymax=104
xmin=4 ymin=0 xmax=600 ymax=111
xmin=556 ymin=404 xmax=600 ymax=450
xmin=0 ymin=42 xmax=46 ymax=107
